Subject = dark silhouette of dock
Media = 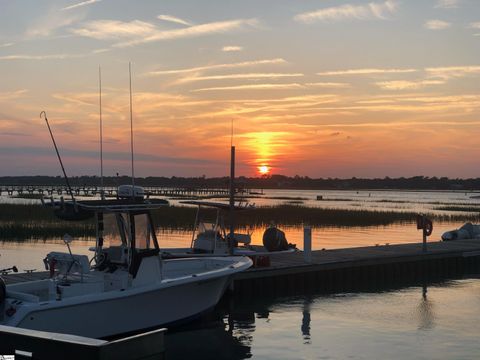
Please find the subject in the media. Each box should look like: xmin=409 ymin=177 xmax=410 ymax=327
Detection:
xmin=0 ymin=185 xmax=256 ymax=198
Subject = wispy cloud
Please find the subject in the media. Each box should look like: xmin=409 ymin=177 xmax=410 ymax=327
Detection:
xmin=0 ymin=53 xmax=83 ymax=61
xmin=113 ymin=18 xmax=258 ymax=47
xmin=424 ymin=20 xmax=451 ymax=30
xmin=470 ymin=22 xmax=480 ymax=29
xmin=0 ymin=90 xmax=28 ymax=101
xmin=305 ymin=82 xmax=351 ymax=88
xmin=435 ymin=0 xmax=459 ymax=9
xmin=0 ymin=43 xmax=14 ymax=48
xmin=192 ymin=83 xmax=303 ymax=92
xmin=294 ymin=0 xmax=398 ymax=23
xmin=157 ymin=14 xmax=192 ymax=26
xmin=147 ymin=58 xmax=286 ymax=76
xmin=425 ymin=65 xmax=480 ymax=79
xmin=317 ymin=68 xmax=416 ymax=76
xmin=72 ymin=20 xmax=157 ymax=39
xmin=27 ymin=10 xmax=84 ymax=37
xmin=222 ymin=45 xmax=243 ymax=52
xmin=376 ymin=80 xmax=445 ymax=90
xmin=62 ymin=0 xmax=101 ymax=11
xmin=176 ymin=72 xmax=303 ymax=84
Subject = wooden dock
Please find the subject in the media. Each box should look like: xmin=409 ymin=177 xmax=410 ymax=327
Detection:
xmin=4 ymin=239 xmax=480 ymax=296
xmin=232 ymin=238 xmax=480 ymax=297
xmin=0 ymin=325 xmax=165 ymax=360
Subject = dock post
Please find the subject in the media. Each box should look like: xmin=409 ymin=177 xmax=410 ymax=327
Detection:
xmin=422 ymin=228 xmax=427 ymax=253
xmin=304 ymin=226 xmax=312 ymax=263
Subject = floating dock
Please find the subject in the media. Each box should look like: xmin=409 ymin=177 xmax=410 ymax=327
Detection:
xmin=0 ymin=325 xmax=165 ymax=360
xmin=4 ymin=239 xmax=480 ymax=296
xmin=232 ymin=238 xmax=480 ymax=297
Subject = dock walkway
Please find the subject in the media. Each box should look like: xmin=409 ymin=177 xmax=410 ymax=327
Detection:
xmin=4 ymin=239 xmax=480 ymax=295
xmin=232 ymin=239 xmax=480 ymax=296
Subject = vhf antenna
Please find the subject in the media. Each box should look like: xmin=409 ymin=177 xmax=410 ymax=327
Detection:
xmin=129 ymin=62 xmax=135 ymax=196
xmin=99 ymin=66 xmax=105 ymax=200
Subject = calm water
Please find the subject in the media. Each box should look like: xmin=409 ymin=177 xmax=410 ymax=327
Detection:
xmin=167 ymin=278 xmax=480 ymax=360
xmin=1 ymin=190 xmax=480 ymax=358
xmin=0 ymin=189 xmax=477 ymax=270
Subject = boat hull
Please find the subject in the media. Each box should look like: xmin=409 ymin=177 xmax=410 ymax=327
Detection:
xmin=15 ymin=276 xmax=230 ymax=339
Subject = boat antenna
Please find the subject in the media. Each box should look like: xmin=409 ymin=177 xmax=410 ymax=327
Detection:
xmin=230 ymin=118 xmax=234 ymax=148
xmin=129 ymin=62 xmax=135 ymax=195
xmin=99 ymin=66 xmax=105 ymax=200
xmin=40 ymin=111 xmax=75 ymax=203
xmin=228 ymin=119 xmax=235 ymax=255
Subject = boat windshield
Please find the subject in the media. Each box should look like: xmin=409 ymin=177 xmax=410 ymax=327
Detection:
xmin=103 ymin=213 xmax=127 ymax=247
xmin=134 ymin=213 xmax=153 ymax=250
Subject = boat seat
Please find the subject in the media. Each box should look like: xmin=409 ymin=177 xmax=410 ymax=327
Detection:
xmin=130 ymin=248 xmax=160 ymax=278
xmin=104 ymin=246 xmax=128 ymax=265
xmin=232 ymin=233 xmax=251 ymax=245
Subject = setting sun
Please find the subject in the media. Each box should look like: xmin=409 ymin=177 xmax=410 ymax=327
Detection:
xmin=258 ymin=165 xmax=270 ymax=175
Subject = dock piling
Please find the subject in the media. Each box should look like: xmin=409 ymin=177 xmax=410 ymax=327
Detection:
xmin=303 ymin=226 xmax=312 ymax=263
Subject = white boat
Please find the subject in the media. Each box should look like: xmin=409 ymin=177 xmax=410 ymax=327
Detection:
xmin=161 ymin=200 xmax=296 ymax=258
xmin=0 ymin=198 xmax=252 ymax=339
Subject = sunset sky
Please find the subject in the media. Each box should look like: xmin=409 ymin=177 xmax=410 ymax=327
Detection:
xmin=0 ymin=0 xmax=479 ymax=178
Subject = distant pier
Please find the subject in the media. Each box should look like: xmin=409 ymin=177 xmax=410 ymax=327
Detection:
xmin=0 ymin=185 xmax=257 ymax=198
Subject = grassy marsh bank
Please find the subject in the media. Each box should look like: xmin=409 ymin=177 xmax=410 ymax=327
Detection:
xmin=0 ymin=203 xmax=478 ymax=241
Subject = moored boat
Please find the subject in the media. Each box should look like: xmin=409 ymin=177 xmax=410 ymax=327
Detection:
xmin=161 ymin=200 xmax=297 ymax=259
xmin=0 ymin=198 xmax=252 ymax=338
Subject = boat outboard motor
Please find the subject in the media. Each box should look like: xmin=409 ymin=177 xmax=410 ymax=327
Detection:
xmin=263 ymin=226 xmax=289 ymax=252
xmin=0 ymin=276 xmax=6 ymax=321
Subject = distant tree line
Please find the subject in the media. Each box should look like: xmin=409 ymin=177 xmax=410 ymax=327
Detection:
xmin=1 ymin=175 xmax=480 ymax=190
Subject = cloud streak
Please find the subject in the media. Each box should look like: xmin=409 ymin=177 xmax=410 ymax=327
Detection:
xmin=147 ymin=58 xmax=286 ymax=76
xmin=0 ymin=53 xmax=83 ymax=61
xmin=424 ymin=20 xmax=451 ymax=30
xmin=114 ymin=18 xmax=258 ymax=47
xmin=176 ymin=72 xmax=303 ymax=84
xmin=62 ymin=0 xmax=101 ymax=11
xmin=157 ymin=14 xmax=192 ymax=26
xmin=305 ymin=82 xmax=351 ymax=88
xmin=425 ymin=65 xmax=480 ymax=79
xmin=435 ymin=0 xmax=459 ymax=9
xmin=376 ymin=80 xmax=445 ymax=90
xmin=222 ymin=45 xmax=243 ymax=52
xmin=294 ymin=0 xmax=398 ymax=23
xmin=0 ymin=90 xmax=28 ymax=101
xmin=317 ymin=68 xmax=416 ymax=76
xmin=192 ymin=83 xmax=303 ymax=92
xmin=72 ymin=20 xmax=157 ymax=39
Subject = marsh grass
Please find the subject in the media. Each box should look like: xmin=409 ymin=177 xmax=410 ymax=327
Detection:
xmin=435 ymin=206 xmax=480 ymax=212
xmin=1 ymin=203 xmax=479 ymax=241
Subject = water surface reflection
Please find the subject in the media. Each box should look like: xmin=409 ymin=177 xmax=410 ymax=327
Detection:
xmin=166 ymin=278 xmax=480 ymax=360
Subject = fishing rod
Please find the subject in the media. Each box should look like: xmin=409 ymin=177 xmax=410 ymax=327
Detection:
xmin=40 ymin=111 xmax=76 ymax=203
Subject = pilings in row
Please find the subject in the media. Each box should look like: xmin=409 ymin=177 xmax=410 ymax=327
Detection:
xmin=0 ymin=186 xmax=254 ymax=197
xmin=232 ymin=255 xmax=480 ymax=299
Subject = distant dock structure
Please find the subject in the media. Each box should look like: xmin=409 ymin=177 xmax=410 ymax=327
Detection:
xmin=0 ymin=185 xmax=258 ymax=198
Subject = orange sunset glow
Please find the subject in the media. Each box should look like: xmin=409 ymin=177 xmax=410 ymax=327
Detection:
xmin=0 ymin=1 xmax=479 ymax=178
